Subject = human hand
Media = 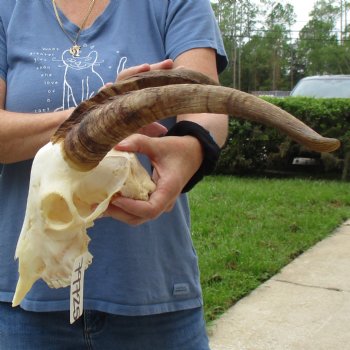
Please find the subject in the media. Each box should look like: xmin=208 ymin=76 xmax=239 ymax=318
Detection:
xmin=116 ymin=59 xmax=174 ymax=82
xmin=104 ymin=134 xmax=203 ymax=226
xmin=99 ymin=59 xmax=174 ymax=90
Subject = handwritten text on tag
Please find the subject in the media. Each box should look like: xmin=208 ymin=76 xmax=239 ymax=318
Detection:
xmin=70 ymin=253 xmax=89 ymax=324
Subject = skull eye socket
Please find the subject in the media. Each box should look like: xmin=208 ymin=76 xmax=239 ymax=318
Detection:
xmin=73 ymin=194 xmax=94 ymax=218
xmin=41 ymin=193 xmax=73 ymax=229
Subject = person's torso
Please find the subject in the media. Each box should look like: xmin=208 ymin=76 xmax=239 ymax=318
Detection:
xmin=0 ymin=0 xmax=226 ymax=314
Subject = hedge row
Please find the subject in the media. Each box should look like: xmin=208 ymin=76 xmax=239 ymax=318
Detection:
xmin=215 ymin=97 xmax=350 ymax=180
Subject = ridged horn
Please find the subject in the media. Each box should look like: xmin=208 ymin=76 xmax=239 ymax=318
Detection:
xmin=52 ymin=69 xmax=219 ymax=142
xmin=52 ymin=69 xmax=340 ymax=171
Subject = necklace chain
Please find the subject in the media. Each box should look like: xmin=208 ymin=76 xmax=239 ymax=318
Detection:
xmin=52 ymin=0 xmax=96 ymax=57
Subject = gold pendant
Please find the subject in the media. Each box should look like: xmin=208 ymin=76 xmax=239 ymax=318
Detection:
xmin=69 ymin=45 xmax=81 ymax=57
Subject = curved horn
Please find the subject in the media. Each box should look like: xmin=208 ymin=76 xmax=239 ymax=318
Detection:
xmin=53 ymin=70 xmax=340 ymax=171
xmin=52 ymin=69 xmax=219 ymax=141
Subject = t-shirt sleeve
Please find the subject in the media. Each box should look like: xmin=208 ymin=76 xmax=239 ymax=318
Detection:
xmin=0 ymin=17 xmax=7 ymax=81
xmin=164 ymin=0 xmax=228 ymax=74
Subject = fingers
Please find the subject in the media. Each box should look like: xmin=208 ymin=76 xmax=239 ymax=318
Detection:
xmin=98 ymin=82 xmax=113 ymax=92
xmin=136 ymin=122 xmax=167 ymax=138
xmin=149 ymin=59 xmax=174 ymax=71
xmin=116 ymin=63 xmax=151 ymax=82
xmin=104 ymin=201 xmax=148 ymax=226
xmin=107 ymin=186 xmax=177 ymax=226
xmin=109 ymin=198 xmax=159 ymax=225
xmin=116 ymin=59 xmax=174 ymax=82
xmin=115 ymin=134 xmax=156 ymax=155
xmin=101 ymin=60 xmax=174 ymax=92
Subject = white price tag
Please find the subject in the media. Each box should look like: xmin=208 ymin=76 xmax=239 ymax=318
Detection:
xmin=70 ymin=253 xmax=90 ymax=324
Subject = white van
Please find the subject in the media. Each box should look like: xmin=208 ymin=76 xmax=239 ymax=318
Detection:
xmin=290 ymin=75 xmax=350 ymax=98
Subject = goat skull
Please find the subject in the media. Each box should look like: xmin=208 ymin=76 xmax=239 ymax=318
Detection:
xmin=12 ymin=68 xmax=340 ymax=306
xmin=12 ymin=142 xmax=155 ymax=306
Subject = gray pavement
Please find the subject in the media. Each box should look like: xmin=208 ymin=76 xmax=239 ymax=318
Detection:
xmin=208 ymin=219 xmax=350 ymax=350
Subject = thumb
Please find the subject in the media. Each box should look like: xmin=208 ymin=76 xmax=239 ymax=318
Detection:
xmin=115 ymin=134 xmax=157 ymax=156
xmin=138 ymin=122 xmax=167 ymax=137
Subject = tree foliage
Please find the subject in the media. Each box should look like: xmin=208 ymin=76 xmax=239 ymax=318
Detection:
xmin=211 ymin=0 xmax=350 ymax=92
xmin=215 ymin=97 xmax=350 ymax=180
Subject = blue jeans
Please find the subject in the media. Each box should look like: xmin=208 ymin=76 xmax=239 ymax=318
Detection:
xmin=0 ymin=303 xmax=210 ymax=350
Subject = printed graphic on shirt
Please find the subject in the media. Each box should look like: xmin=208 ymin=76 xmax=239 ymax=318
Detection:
xmin=58 ymin=49 xmax=104 ymax=110
xmin=30 ymin=47 xmax=59 ymax=114
xmin=30 ymin=46 xmax=128 ymax=113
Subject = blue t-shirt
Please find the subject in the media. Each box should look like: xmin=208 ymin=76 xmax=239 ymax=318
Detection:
xmin=0 ymin=0 xmax=227 ymax=315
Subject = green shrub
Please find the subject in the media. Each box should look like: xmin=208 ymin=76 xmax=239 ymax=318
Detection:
xmin=216 ymin=97 xmax=350 ymax=180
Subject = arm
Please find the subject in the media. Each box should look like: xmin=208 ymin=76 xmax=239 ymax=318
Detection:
xmin=174 ymin=48 xmax=228 ymax=147
xmin=107 ymin=48 xmax=228 ymax=225
xmin=0 ymin=79 xmax=71 ymax=163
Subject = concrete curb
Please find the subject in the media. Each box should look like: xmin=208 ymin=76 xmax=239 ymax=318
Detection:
xmin=209 ymin=220 xmax=350 ymax=350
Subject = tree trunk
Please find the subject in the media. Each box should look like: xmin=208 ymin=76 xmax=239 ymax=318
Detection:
xmin=341 ymin=151 xmax=350 ymax=181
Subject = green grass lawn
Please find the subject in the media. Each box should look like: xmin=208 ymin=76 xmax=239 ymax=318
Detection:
xmin=189 ymin=176 xmax=350 ymax=322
